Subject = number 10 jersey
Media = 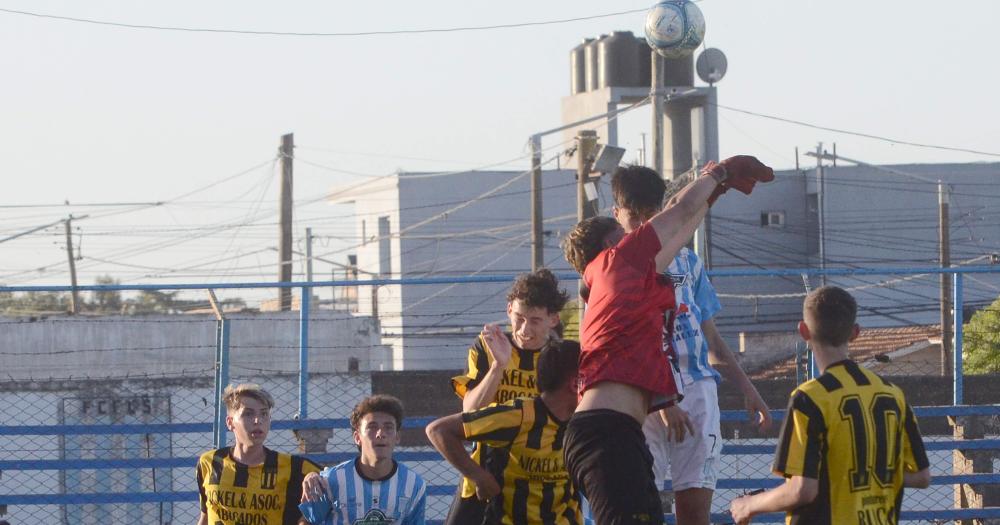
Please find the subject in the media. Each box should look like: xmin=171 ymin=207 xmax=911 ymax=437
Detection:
xmin=773 ymin=359 xmax=929 ymax=525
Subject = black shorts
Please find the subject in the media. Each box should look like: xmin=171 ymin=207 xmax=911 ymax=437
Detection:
xmin=444 ymin=489 xmax=487 ymax=525
xmin=564 ymin=409 xmax=663 ymax=525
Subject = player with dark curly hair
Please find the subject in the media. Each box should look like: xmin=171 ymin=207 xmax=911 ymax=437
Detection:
xmin=446 ymin=268 xmax=572 ymax=525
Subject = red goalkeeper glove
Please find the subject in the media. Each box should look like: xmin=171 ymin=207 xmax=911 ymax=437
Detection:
xmin=720 ymin=155 xmax=775 ymax=194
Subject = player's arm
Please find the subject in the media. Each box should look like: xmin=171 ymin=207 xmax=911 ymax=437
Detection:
xmin=904 ymin=468 xmax=931 ymax=489
xmin=729 ymin=476 xmax=818 ymax=523
xmin=651 ymin=156 xmax=773 ymax=267
xmin=461 ymin=327 xmax=512 ymax=411
xmin=197 ymin=512 xmax=208 ymax=525
xmin=704 ymin=319 xmax=772 ymax=431
xmin=647 ymin=171 xmax=721 ymax=264
xmin=901 ymin=402 xmax=931 ymax=489
xmin=426 ymin=413 xmax=501 ymax=500
xmin=653 ymin=202 xmax=708 ymax=272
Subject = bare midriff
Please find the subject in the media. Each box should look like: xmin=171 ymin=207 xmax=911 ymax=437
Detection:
xmin=576 ymin=381 xmax=650 ymax=424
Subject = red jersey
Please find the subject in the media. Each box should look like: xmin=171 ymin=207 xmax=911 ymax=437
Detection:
xmin=579 ymin=222 xmax=678 ymax=404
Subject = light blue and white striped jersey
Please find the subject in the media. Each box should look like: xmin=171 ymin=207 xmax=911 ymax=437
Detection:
xmin=302 ymin=458 xmax=426 ymax=525
xmin=664 ymin=248 xmax=722 ymax=386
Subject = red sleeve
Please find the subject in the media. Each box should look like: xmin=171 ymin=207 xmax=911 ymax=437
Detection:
xmin=614 ymin=222 xmax=661 ymax=267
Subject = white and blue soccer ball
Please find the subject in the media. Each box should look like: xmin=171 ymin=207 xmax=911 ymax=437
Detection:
xmin=644 ymin=0 xmax=706 ymax=59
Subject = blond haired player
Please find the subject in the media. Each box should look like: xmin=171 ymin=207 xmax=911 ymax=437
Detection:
xmin=197 ymin=383 xmax=320 ymax=525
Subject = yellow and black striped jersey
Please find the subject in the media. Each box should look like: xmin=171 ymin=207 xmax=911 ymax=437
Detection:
xmin=462 ymin=396 xmax=582 ymax=525
xmin=451 ymin=332 xmax=549 ymax=404
xmin=451 ymin=333 xmax=564 ymax=499
xmin=773 ymin=360 xmax=929 ymax=525
xmin=197 ymin=446 xmax=321 ymax=525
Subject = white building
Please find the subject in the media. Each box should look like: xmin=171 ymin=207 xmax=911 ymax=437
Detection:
xmin=331 ymin=169 xmax=600 ymax=370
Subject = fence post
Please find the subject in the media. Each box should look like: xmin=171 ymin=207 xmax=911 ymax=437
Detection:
xmin=950 ymin=414 xmax=1000 ymax=524
xmin=207 ymin=290 xmax=230 ymax=449
xmin=298 ymin=285 xmax=309 ymax=420
xmin=213 ymin=319 xmax=231 ymax=448
xmin=953 ymin=273 xmax=964 ymax=406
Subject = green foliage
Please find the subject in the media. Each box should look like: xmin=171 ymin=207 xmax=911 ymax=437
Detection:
xmin=0 ymin=291 xmax=70 ymax=315
xmin=90 ymin=275 xmax=123 ymax=313
xmin=963 ymin=296 xmax=1000 ymax=374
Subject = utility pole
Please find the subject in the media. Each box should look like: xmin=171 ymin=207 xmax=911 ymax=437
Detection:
xmin=530 ymin=135 xmax=543 ymax=272
xmin=279 ymin=133 xmax=294 ymax=311
xmin=815 ymin=143 xmax=827 ymax=287
xmin=939 ymin=181 xmax=953 ymax=376
xmin=64 ymin=216 xmax=79 ymax=314
xmin=305 ymin=227 xmax=314 ymax=308
xmin=576 ymin=130 xmax=599 ymax=222
xmin=651 ymin=51 xmax=664 ymax=176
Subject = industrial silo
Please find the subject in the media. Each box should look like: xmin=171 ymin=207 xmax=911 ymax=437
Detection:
xmin=598 ymin=31 xmax=640 ymax=88
xmin=570 ymin=38 xmax=593 ymax=95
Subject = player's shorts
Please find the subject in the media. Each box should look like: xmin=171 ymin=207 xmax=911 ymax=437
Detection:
xmin=642 ymin=378 xmax=722 ymax=492
xmin=443 ymin=488 xmax=485 ymax=525
xmin=564 ymin=409 xmax=664 ymax=525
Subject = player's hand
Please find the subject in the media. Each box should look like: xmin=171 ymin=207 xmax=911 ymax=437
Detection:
xmin=301 ymin=471 xmax=331 ymax=503
xmin=746 ymin=393 xmax=773 ymax=433
xmin=472 ymin=471 xmax=501 ymax=502
xmin=719 ymin=155 xmax=774 ymax=195
xmin=659 ymin=405 xmax=695 ymax=443
xmin=729 ymin=493 xmax=754 ymax=524
xmin=481 ymin=323 xmax=512 ymax=369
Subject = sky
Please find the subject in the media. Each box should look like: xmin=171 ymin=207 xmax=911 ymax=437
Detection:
xmin=2 ymin=0 xmax=999 ymax=299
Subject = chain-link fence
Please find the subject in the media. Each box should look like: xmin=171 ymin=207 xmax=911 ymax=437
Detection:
xmin=2 ymin=268 xmax=1000 ymax=523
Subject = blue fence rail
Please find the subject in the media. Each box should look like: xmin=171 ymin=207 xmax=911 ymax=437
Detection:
xmin=3 ymin=266 xmax=1000 ymax=522
xmin=2 ymin=406 xmax=1000 ymax=523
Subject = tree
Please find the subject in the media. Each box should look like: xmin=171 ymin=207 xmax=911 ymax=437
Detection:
xmin=90 ymin=275 xmax=123 ymax=313
xmin=962 ymin=296 xmax=1000 ymax=374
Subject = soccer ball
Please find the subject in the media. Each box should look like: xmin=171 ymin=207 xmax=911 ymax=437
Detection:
xmin=644 ymin=0 xmax=706 ymax=59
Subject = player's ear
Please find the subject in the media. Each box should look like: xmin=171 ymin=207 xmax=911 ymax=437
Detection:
xmin=225 ymin=413 xmax=235 ymax=431
xmin=797 ymin=320 xmax=811 ymax=341
xmin=353 ymin=430 xmax=362 ymax=447
xmin=849 ymin=324 xmax=860 ymax=342
xmin=506 ymin=302 xmax=513 ymax=316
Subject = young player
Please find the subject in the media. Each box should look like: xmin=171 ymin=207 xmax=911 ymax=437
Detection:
xmin=427 ymin=340 xmax=582 ymax=525
xmin=728 ymin=286 xmax=931 ymax=524
xmin=447 ymin=268 xmax=570 ymax=524
xmin=610 ymin=165 xmax=772 ymax=524
xmin=197 ymin=383 xmax=321 ymax=525
xmin=561 ymin=156 xmax=773 ymax=524
xmin=299 ymin=395 xmax=427 ymax=525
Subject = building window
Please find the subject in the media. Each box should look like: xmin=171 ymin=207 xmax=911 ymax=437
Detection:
xmin=760 ymin=211 xmax=785 ymax=228
xmin=378 ymin=216 xmax=391 ymax=276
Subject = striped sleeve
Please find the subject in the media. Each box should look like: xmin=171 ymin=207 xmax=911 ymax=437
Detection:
xmin=196 ymin=453 xmax=208 ymax=513
xmin=451 ymin=336 xmax=490 ymax=398
xmin=462 ymin=401 xmax=524 ymax=447
xmin=901 ymin=402 xmax=930 ymax=471
xmin=773 ymin=390 xmax=826 ymax=479
xmin=404 ymin=468 xmax=427 ymax=525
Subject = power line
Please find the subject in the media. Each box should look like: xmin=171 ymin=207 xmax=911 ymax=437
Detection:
xmin=718 ymin=103 xmax=1000 ymax=158
xmin=0 ymin=6 xmax=647 ymax=37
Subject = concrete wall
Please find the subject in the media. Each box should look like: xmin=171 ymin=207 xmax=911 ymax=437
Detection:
xmin=0 ymin=310 xmax=389 ymax=380
xmin=738 ymin=331 xmax=803 ymax=372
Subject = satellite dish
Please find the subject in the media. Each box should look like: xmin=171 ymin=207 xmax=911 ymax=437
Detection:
xmin=696 ymin=48 xmax=728 ymax=85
